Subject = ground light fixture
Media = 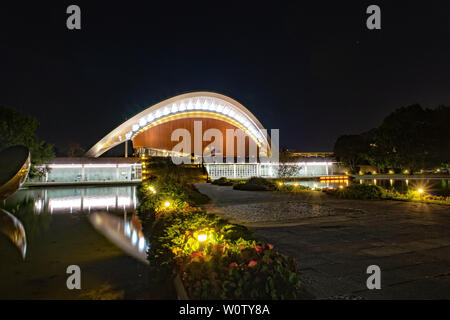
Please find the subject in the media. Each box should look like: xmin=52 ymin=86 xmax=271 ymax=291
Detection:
xmin=197 ymin=233 xmax=207 ymax=242
xmin=164 ymin=201 xmax=171 ymax=208
xmin=148 ymin=186 xmax=156 ymax=194
xmin=417 ymin=188 xmax=424 ymax=194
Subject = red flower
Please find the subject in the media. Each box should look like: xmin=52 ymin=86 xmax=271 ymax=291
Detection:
xmin=229 ymin=262 xmax=238 ymax=268
xmin=254 ymin=244 xmax=262 ymax=253
xmin=191 ymin=251 xmax=203 ymax=257
xmin=248 ymin=260 xmax=258 ymax=267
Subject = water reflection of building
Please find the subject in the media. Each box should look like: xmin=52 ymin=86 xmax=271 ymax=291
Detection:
xmin=28 ymin=186 xmax=138 ymax=214
xmin=90 ymin=211 xmax=148 ymax=263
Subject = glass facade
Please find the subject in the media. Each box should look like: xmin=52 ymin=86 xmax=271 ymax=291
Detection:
xmin=205 ymin=162 xmax=337 ymax=180
xmin=30 ymin=162 xmax=141 ymax=184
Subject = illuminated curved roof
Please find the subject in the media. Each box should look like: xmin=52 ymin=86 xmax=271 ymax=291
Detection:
xmin=85 ymin=92 xmax=270 ymax=158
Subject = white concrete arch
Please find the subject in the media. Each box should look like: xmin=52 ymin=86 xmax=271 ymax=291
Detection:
xmin=85 ymin=92 xmax=270 ymax=158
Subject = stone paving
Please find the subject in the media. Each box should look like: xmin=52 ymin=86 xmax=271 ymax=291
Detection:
xmin=195 ymin=183 xmax=450 ymax=299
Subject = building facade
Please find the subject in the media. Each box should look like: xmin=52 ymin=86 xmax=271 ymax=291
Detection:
xmin=30 ymin=157 xmax=141 ymax=184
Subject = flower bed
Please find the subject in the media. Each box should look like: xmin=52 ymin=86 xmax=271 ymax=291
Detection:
xmin=138 ymin=173 xmax=303 ymax=299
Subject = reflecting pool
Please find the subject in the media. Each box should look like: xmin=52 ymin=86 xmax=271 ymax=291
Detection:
xmin=0 ymin=185 xmax=170 ymax=299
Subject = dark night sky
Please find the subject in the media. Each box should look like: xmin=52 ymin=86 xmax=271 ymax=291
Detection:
xmin=1 ymin=1 xmax=449 ymax=154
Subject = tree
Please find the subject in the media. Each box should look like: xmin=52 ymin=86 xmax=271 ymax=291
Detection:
xmin=276 ymin=149 xmax=299 ymax=178
xmin=333 ymin=134 xmax=369 ymax=173
xmin=369 ymin=105 xmax=444 ymax=173
xmin=0 ymin=105 xmax=55 ymax=179
xmin=66 ymin=141 xmax=86 ymax=157
xmin=334 ymin=104 xmax=450 ymax=174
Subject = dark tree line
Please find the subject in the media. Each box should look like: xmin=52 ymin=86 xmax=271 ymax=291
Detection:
xmin=334 ymin=105 xmax=450 ymax=174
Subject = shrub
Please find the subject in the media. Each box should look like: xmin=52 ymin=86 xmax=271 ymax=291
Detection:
xmin=277 ymin=184 xmax=311 ymax=192
xmin=181 ymin=242 xmax=302 ymax=299
xmin=233 ymin=177 xmax=277 ymax=191
xmin=212 ymin=177 xmax=233 ymax=186
xmin=327 ymin=183 xmax=384 ymax=200
xmin=148 ymin=208 xmax=302 ymax=299
xmin=138 ymin=174 xmax=304 ymax=299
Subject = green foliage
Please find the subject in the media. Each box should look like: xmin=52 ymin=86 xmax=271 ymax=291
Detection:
xmin=277 ymin=184 xmax=311 ymax=192
xmin=146 ymin=207 xmax=302 ymax=299
xmin=325 ymin=183 xmax=450 ymax=205
xmin=137 ymin=173 xmax=303 ymax=299
xmin=277 ymin=149 xmax=300 ymax=178
xmin=0 ymin=105 xmax=55 ymax=178
xmin=334 ymin=134 xmax=369 ymax=173
xmin=212 ymin=177 xmax=233 ymax=186
xmin=233 ymin=177 xmax=277 ymax=191
xmin=333 ymin=105 xmax=450 ymax=173
xmin=181 ymin=243 xmax=302 ymax=299
xmin=327 ymin=183 xmax=384 ymax=200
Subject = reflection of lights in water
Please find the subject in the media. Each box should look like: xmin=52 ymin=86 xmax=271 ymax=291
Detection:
xmin=390 ymin=179 xmax=394 ymax=186
xmin=34 ymin=199 xmax=42 ymax=213
xmin=89 ymin=212 xmax=148 ymax=264
xmin=125 ymin=222 xmax=131 ymax=237
xmin=138 ymin=236 xmax=146 ymax=252
xmin=49 ymin=198 xmax=81 ymax=209
xmin=39 ymin=195 xmax=134 ymax=213
xmin=132 ymin=230 xmax=137 ymax=245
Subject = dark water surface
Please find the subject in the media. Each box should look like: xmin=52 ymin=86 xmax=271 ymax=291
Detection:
xmin=0 ymin=185 xmax=172 ymax=299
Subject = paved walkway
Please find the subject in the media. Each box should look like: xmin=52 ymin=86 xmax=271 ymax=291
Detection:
xmin=195 ymin=183 xmax=450 ymax=299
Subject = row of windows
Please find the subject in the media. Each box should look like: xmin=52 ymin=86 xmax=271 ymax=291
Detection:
xmin=206 ymin=164 xmax=334 ymax=179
